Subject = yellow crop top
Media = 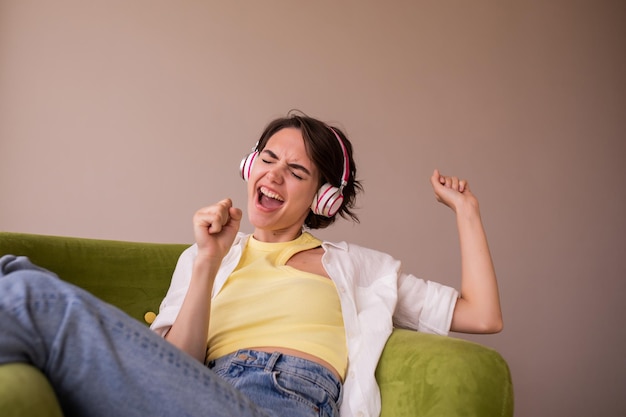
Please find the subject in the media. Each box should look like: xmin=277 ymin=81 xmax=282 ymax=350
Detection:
xmin=206 ymin=232 xmax=348 ymax=379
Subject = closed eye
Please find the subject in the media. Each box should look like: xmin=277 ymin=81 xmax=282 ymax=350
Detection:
xmin=261 ymin=150 xmax=311 ymax=180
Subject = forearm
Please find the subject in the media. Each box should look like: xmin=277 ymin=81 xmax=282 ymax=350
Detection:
xmin=165 ymin=255 xmax=220 ymax=362
xmin=450 ymin=201 xmax=503 ymax=333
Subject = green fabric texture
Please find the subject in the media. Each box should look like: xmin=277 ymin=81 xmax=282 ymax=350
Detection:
xmin=0 ymin=363 xmax=63 ymax=417
xmin=376 ymin=330 xmax=514 ymax=417
xmin=0 ymin=232 xmax=514 ymax=416
xmin=0 ymin=232 xmax=187 ymax=323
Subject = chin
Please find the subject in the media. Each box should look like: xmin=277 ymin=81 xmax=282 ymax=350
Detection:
xmin=247 ymin=208 xmax=274 ymax=229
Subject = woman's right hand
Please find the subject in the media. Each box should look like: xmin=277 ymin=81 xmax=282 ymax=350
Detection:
xmin=165 ymin=199 xmax=242 ymax=361
xmin=192 ymin=198 xmax=243 ymax=262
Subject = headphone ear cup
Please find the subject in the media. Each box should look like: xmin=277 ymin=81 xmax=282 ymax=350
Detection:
xmin=311 ymin=183 xmax=344 ymax=217
xmin=240 ymin=151 xmax=258 ymax=181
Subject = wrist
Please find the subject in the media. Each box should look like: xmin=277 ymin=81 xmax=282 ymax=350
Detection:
xmin=454 ymin=198 xmax=481 ymax=220
xmin=192 ymin=253 xmax=222 ymax=282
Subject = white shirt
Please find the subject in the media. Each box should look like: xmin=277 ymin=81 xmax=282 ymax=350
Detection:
xmin=151 ymin=233 xmax=459 ymax=417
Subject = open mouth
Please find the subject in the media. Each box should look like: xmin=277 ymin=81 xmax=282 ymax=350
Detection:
xmin=258 ymin=186 xmax=284 ymax=209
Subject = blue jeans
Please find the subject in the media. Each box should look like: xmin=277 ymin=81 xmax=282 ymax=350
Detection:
xmin=0 ymin=255 xmax=341 ymax=417
xmin=209 ymin=350 xmax=342 ymax=417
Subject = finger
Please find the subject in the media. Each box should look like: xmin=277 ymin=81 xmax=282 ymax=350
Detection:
xmin=194 ymin=199 xmax=232 ymax=234
xmin=210 ymin=202 xmax=233 ymax=233
xmin=459 ymin=179 xmax=468 ymax=193
xmin=193 ymin=210 xmax=223 ymax=235
xmin=216 ymin=198 xmax=233 ymax=212
xmin=207 ymin=215 xmax=227 ymax=234
xmin=451 ymin=176 xmax=460 ymax=190
xmin=430 ymin=169 xmax=444 ymax=189
xmin=228 ymin=206 xmax=243 ymax=222
xmin=210 ymin=201 xmax=243 ymax=234
xmin=196 ymin=198 xmax=231 ymax=217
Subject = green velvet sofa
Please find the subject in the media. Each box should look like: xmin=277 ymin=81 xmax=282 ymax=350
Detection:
xmin=0 ymin=232 xmax=514 ymax=417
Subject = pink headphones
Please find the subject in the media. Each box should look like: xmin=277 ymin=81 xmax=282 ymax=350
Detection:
xmin=239 ymin=127 xmax=349 ymax=217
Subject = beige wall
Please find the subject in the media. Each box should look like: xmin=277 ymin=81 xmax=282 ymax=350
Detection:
xmin=1 ymin=1 xmax=625 ymax=415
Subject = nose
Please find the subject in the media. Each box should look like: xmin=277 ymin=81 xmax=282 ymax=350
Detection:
xmin=265 ymin=164 xmax=285 ymax=184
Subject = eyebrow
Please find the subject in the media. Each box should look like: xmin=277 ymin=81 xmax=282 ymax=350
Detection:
xmin=262 ymin=149 xmax=312 ymax=176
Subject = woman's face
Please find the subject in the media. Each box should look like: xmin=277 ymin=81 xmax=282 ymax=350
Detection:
xmin=247 ymin=127 xmax=320 ymax=242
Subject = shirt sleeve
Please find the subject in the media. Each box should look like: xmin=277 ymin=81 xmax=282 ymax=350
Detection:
xmin=393 ymin=272 xmax=459 ymax=335
xmin=150 ymin=244 xmax=197 ymax=337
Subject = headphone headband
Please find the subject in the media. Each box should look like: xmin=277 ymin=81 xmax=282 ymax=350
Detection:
xmin=328 ymin=127 xmax=350 ymax=192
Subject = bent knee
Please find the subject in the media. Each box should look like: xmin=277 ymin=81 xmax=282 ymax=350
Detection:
xmin=0 ymin=255 xmax=56 ymax=277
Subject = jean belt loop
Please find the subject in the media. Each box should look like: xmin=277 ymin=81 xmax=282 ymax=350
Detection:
xmin=264 ymin=351 xmax=282 ymax=372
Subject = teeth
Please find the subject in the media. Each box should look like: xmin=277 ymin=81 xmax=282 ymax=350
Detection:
xmin=260 ymin=186 xmax=284 ymax=201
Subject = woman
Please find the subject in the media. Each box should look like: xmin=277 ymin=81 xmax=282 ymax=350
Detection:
xmin=0 ymin=112 xmax=501 ymax=417
xmin=150 ymin=112 xmax=503 ymax=416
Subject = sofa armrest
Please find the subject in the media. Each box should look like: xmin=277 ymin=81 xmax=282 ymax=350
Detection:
xmin=376 ymin=329 xmax=514 ymax=417
xmin=0 ymin=364 xmax=63 ymax=417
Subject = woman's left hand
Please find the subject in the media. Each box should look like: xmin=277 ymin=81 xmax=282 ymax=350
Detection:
xmin=430 ymin=169 xmax=478 ymax=213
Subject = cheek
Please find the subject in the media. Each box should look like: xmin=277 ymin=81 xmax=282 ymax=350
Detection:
xmin=246 ymin=178 xmax=259 ymax=203
xmin=301 ymin=183 xmax=320 ymax=205
xmin=247 ymin=164 xmax=266 ymax=187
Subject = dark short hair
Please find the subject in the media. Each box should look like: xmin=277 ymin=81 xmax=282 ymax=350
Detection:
xmin=256 ymin=110 xmax=363 ymax=229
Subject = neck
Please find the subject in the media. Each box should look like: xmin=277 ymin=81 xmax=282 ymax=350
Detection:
xmin=252 ymin=228 xmax=303 ymax=243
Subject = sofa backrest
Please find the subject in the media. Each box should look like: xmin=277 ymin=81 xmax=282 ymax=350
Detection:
xmin=0 ymin=232 xmax=188 ymax=324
